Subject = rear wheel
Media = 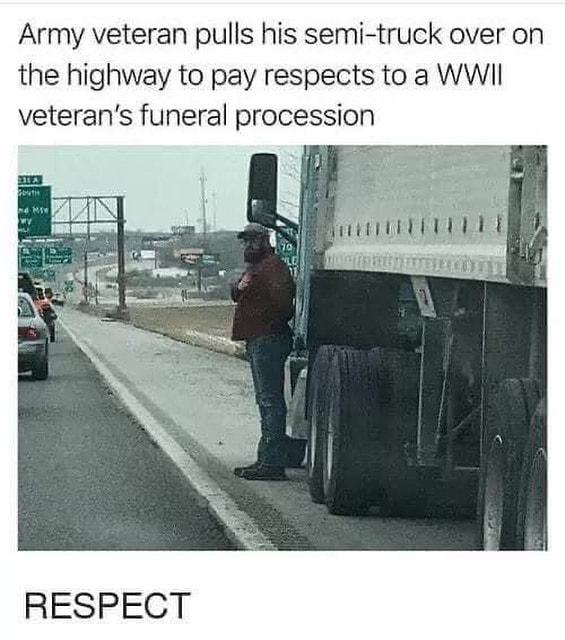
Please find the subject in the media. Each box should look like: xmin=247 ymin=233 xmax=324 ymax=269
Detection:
xmin=307 ymin=346 xmax=340 ymax=503
xmin=516 ymin=401 xmax=547 ymax=550
xmin=322 ymin=348 xmax=374 ymax=515
xmin=478 ymin=379 xmax=539 ymax=550
xmin=31 ymin=344 xmax=49 ymax=380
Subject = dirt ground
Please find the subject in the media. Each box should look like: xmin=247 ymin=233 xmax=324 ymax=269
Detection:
xmin=129 ymin=304 xmax=235 ymax=341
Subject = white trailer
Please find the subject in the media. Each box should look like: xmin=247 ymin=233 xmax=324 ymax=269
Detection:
xmin=247 ymin=146 xmax=547 ymax=550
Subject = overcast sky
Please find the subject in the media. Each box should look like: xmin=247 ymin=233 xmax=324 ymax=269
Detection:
xmin=18 ymin=146 xmax=301 ymax=233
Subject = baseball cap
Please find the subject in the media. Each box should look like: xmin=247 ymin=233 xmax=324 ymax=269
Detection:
xmin=237 ymin=223 xmax=270 ymax=239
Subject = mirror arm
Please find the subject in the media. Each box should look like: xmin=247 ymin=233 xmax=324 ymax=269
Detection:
xmin=275 ymin=226 xmax=297 ymax=246
xmin=274 ymin=214 xmax=299 ymax=232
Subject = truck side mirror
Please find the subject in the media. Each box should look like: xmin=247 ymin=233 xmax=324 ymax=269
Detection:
xmin=247 ymin=153 xmax=278 ymax=228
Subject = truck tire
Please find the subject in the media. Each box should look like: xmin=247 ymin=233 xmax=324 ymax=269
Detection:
xmin=477 ymin=379 xmax=540 ymax=550
xmin=31 ymin=345 xmax=49 ymax=381
xmin=515 ymin=400 xmax=547 ymax=550
xmin=307 ymin=345 xmax=340 ymax=503
xmin=322 ymin=348 xmax=372 ymax=515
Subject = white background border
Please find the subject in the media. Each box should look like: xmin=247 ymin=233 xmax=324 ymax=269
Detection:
xmin=1 ymin=2 xmax=562 ymax=638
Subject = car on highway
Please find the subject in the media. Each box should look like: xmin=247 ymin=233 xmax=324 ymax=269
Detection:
xmin=18 ymin=271 xmax=38 ymax=300
xmin=33 ymin=286 xmax=57 ymax=343
xmin=50 ymin=291 xmax=66 ymax=307
xmin=18 ymin=292 xmax=49 ymax=380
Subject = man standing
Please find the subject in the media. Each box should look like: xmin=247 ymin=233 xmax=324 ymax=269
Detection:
xmin=231 ymin=223 xmax=299 ymax=480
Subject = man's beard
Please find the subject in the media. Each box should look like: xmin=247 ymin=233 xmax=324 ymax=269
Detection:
xmin=244 ymin=246 xmax=267 ymax=263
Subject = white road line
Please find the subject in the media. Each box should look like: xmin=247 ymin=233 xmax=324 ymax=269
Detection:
xmin=59 ymin=317 xmax=277 ymax=551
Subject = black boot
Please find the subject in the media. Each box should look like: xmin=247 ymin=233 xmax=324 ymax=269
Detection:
xmin=285 ymin=438 xmax=307 ymax=468
xmin=233 ymin=461 xmax=260 ymax=477
xmin=238 ymin=464 xmax=287 ymax=481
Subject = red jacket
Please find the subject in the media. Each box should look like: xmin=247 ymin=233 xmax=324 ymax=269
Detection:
xmin=231 ymin=251 xmax=295 ymax=341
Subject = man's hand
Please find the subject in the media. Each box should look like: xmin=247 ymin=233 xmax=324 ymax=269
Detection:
xmin=237 ymin=272 xmax=253 ymax=291
xmin=230 ymin=271 xmax=252 ymax=302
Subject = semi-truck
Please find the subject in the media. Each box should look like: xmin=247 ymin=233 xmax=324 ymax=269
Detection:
xmin=247 ymin=146 xmax=547 ymax=550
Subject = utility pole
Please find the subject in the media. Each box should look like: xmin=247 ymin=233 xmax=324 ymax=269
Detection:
xmin=116 ymin=195 xmax=129 ymax=319
xmin=200 ymin=168 xmax=207 ymax=248
xmin=197 ymin=263 xmax=202 ymax=294
xmin=83 ymin=251 xmax=89 ymax=303
xmin=86 ymin=196 xmax=91 ymax=240
xmin=212 ymin=192 xmax=217 ymax=232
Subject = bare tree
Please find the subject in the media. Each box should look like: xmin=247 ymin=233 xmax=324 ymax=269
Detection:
xmin=278 ymin=148 xmax=301 ymax=221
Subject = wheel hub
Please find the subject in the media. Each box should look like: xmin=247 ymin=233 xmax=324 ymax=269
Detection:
xmin=323 ymin=394 xmax=336 ymax=495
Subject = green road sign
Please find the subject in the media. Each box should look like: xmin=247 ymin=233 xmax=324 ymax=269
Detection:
xmin=18 ymin=175 xmax=43 ymax=186
xmin=276 ymin=229 xmax=298 ymax=273
xmin=19 ymin=246 xmax=44 ymax=269
xmin=44 ymin=246 xmax=73 ymax=265
xmin=18 ymin=185 xmax=51 ymax=238
xmin=202 ymin=254 xmax=219 ymax=266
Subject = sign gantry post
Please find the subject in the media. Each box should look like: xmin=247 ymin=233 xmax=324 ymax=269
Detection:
xmin=51 ymin=195 xmax=128 ymax=319
xmin=116 ymin=196 xmax=127 ymax=317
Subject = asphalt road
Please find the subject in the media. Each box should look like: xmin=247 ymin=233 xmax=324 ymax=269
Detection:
xmin=55 ymin=307 xmax=479 ymax=550
xmin=18 ymin=328 xmax=233 ymax=551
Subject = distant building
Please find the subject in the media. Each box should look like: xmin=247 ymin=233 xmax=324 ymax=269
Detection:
xmin=152 ymin=267 xmax=188 ymax=278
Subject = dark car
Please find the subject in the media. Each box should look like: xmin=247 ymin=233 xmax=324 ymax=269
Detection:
xmin=18 ymin=271 xmax=38 ymax=300
xmin=18 ymin=292 xmax=49 ymax=380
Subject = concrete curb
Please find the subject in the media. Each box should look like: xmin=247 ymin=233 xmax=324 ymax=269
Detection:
xmin=127 ymin=322 xmax=247 ymax=360
xmin=59 ymin=317 xmax=277 ymax=551
xmin=73 ymin=303 xmax=246 ymax=360
xmin=184 ymin=330 xmax=246 ymax=359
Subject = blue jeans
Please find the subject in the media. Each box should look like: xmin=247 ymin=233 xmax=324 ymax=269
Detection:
xmin=246 ymin=330 xmax=293 ymax=467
